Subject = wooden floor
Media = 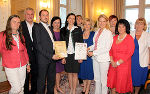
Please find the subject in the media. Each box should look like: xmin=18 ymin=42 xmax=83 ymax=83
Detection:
xmin=0 ymin=79 xmax=150 ymax=94
xmin=0 ymin=81 xmax=10 ymax=93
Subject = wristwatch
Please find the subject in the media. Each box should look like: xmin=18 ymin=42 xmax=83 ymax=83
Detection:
xmin=116 ymin=61 xmax=120 ymax=66
xmin=27 ymin=63 xmax=31 ymax=66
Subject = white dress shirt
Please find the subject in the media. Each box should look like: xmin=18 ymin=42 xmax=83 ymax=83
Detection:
xmin=26 ymin=21 xmax=34 ymax=41
xmin=130 ymin=31 xmax=150 ymax=67
xmin=40 ymin=22 xmax=54 ymax=43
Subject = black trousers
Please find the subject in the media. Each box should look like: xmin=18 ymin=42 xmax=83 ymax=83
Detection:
xmin=24 ymin=61 xmax=37 ymax=94
xmin=24 ymin=72 xmax=30 ymax=94
xmin=37 ymin=61 xmax=56 ymax=94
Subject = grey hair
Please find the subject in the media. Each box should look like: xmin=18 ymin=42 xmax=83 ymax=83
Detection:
xmin=24 ymin=7 xmax=34 ymax=14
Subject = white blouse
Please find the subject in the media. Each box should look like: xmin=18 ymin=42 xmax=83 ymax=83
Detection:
xmin=26 ymin=21 xmax=34 ymax=41
xmin=12 ymin=34 xmax=19 ymax=50
xmin=130 ymin=31 xmax=150 ymax=67
xmin=67 ymin=26 xmax=78 ymax=54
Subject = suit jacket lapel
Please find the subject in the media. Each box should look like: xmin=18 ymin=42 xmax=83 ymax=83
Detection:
xmin=22 ymin=21 xmax=33 ymax=42
xmin=39 ymin=23 xmax=55 ymax=42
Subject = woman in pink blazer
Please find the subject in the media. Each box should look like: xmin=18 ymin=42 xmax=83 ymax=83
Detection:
xmin=0 ymin=15 xmax=30 ymax=94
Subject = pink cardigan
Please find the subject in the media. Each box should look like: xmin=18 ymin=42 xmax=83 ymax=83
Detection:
xmin=0 ymin=32 xmax=29 ymax=68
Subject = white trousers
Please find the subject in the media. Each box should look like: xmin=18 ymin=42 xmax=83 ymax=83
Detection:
xmin=93 ymin=59 xmax=110 ymax=94
xmin=5 ymin=65 xmax=26 ymax=94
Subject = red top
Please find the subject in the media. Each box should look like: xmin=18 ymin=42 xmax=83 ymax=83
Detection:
xmin=107 ymin=34 xmax=135 ymax=93
xmin=0 ymin=32 xmax=29 ymax=68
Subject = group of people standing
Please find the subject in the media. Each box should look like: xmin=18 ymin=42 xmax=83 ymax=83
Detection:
xmin=0 ymin=7 xmax=150 ymax=94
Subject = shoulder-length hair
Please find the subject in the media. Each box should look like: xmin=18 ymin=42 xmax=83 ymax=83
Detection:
xmin=97 ymin=14 xmax=109 ymax=29
xmin=65 ymin=13 xmax=77 ymax=28
xmin=4 ymin=15 xmax=25 ymax=50
xmin=115 ymin=19 xmax=130 ymax=35
xmin=50 ymin=16 xmax=61 ymax=28
xmin=134 ymin=17 xmax=147 ymax=31
xmin=83 ymin=18 xmax=93 ymax=31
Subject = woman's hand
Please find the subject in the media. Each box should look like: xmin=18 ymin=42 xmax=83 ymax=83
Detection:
xmin=27 ymin=64 xmax=31 ymax=73
xmin=52 ymin=54 xmax=61 ymax=60
xmin=62 ymin=58 xmax=66 ymax=64
xmin=111 ymin=62 xmax=117 ymax=68
xmin=78 ymin=60 xmax=83 ymax=63
xmin=87 ymin=52 xmax=93 ymax=57
xmin=148 ymin=64 xmax=150 ymax=69
xmin=87 ymin=48 xmax=90 ymax=51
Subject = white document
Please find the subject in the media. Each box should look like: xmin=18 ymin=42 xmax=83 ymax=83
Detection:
xmin=75 ymin=43 xmax=87 ymax=60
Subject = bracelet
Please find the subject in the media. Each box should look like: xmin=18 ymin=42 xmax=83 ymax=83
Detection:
xmin=116 ymin=61 xmax=120 ymax=66
xmin=27 ymin=63 xmax=31 ymax=66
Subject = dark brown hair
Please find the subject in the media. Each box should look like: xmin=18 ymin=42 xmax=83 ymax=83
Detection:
xmin=4 ymin=15 xmax=25 ymax=50
xmin=109 ymin=15 xmax=118 ymax=22
xmin=39 ymin=9 xmax=49 ymax=16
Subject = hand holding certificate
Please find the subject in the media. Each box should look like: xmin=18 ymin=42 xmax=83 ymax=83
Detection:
xmin=75 ymin=43 xmax=87 ymax=60
xmin=54 ymin=41 xmax=67 ymax=58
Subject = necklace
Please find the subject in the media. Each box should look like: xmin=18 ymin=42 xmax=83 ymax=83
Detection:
xmin=12 ymin=34 xmax=17 ymax=35
xmin=118 ymin=34 xmax=127 ymax=41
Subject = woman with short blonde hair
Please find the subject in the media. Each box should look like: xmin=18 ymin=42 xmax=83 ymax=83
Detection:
xmin=78 ymin=18 xmax=95 ymax=94
xmin=131 ymin=17 xmax=150 ymax=94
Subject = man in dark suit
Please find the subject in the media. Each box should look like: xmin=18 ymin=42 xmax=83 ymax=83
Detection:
xmin=21 ymin=7 xmax=37 ymax=94
xmin=32 ymin=9 xmax=60 ymax=94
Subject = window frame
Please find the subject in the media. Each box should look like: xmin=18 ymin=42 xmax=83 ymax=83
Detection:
xmin=123 ymin=0 xmax=150 ymax=31
xmin=59 ymin=0 xmax=69 ymax=27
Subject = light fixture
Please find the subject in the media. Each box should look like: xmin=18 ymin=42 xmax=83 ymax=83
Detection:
xmin=97 ymin=9 xmax=105 ymax=15
xmin=40 ymin=0 xmax=50 ymax=8
xmin=3 ymin=0 xmax=7 ymax=2
xmin=96 ymin=9 xmax=108 ymax=15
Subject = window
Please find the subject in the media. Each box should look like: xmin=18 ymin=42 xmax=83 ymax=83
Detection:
xmin=125 ymin=0 xmax=139 ymax=6
xmin=124 ymin=0 xmax=150 ymax=32
xmin=60 ymin=0 xmax=68 ymax=27
xmin=125 ymin=8 xmax=138 ymax=30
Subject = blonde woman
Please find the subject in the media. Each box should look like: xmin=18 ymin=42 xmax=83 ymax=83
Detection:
xmin=78 ymin=18 xmax=95 ymax=94
xmin=87 ymin=14 xmax=113 ymax=94
xmin=131 ymin=18 xmax=150 ymax=94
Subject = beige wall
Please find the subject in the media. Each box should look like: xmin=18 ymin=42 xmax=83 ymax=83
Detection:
xmin=83 ymin=0 xmax=114 ymax=22
xmin=0 ymin=0 xmax=11 ymax=82
xmin=11 ymin=0 xmax=36 ymax=21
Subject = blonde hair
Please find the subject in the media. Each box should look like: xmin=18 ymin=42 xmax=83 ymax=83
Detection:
xmin=83 ymin=18 xmax=93 ymax=31
xmin=97 ymin=14 xmax=109 ymax=29
xmin=24 ymin=7 xmax=34 ymax=14
xmin=134 ymin=17 xmax=147 ymax=31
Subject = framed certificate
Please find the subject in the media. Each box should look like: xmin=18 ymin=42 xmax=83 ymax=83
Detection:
xmin=54 ymin=41 xmax=67 ymax=58
xmin=75 ymin=43 xmax=87 ymax=60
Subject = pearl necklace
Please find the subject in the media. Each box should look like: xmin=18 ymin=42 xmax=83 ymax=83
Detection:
xmin=118 ymin=34 xmax=127 ymax=41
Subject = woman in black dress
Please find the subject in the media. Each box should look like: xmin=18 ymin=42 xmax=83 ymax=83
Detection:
xmin=61 ymin=13 xmax=83 ymax=94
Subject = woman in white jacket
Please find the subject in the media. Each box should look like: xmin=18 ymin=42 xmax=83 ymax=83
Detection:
xmin=88 ymin=14 xmax=113 ymax=94
xmin=131 ymin=18 xmax=150 ymax=94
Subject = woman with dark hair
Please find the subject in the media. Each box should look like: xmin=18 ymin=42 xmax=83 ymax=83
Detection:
xmin=0 ymin=15 xmax=30 ymax=94
xmin=50 ymin=16 xmax=64 ymax=94
xmin=61 ymin=13 xmax=83 ymax=94
xmin=107 ymin=19 xmax=135 ymax=94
